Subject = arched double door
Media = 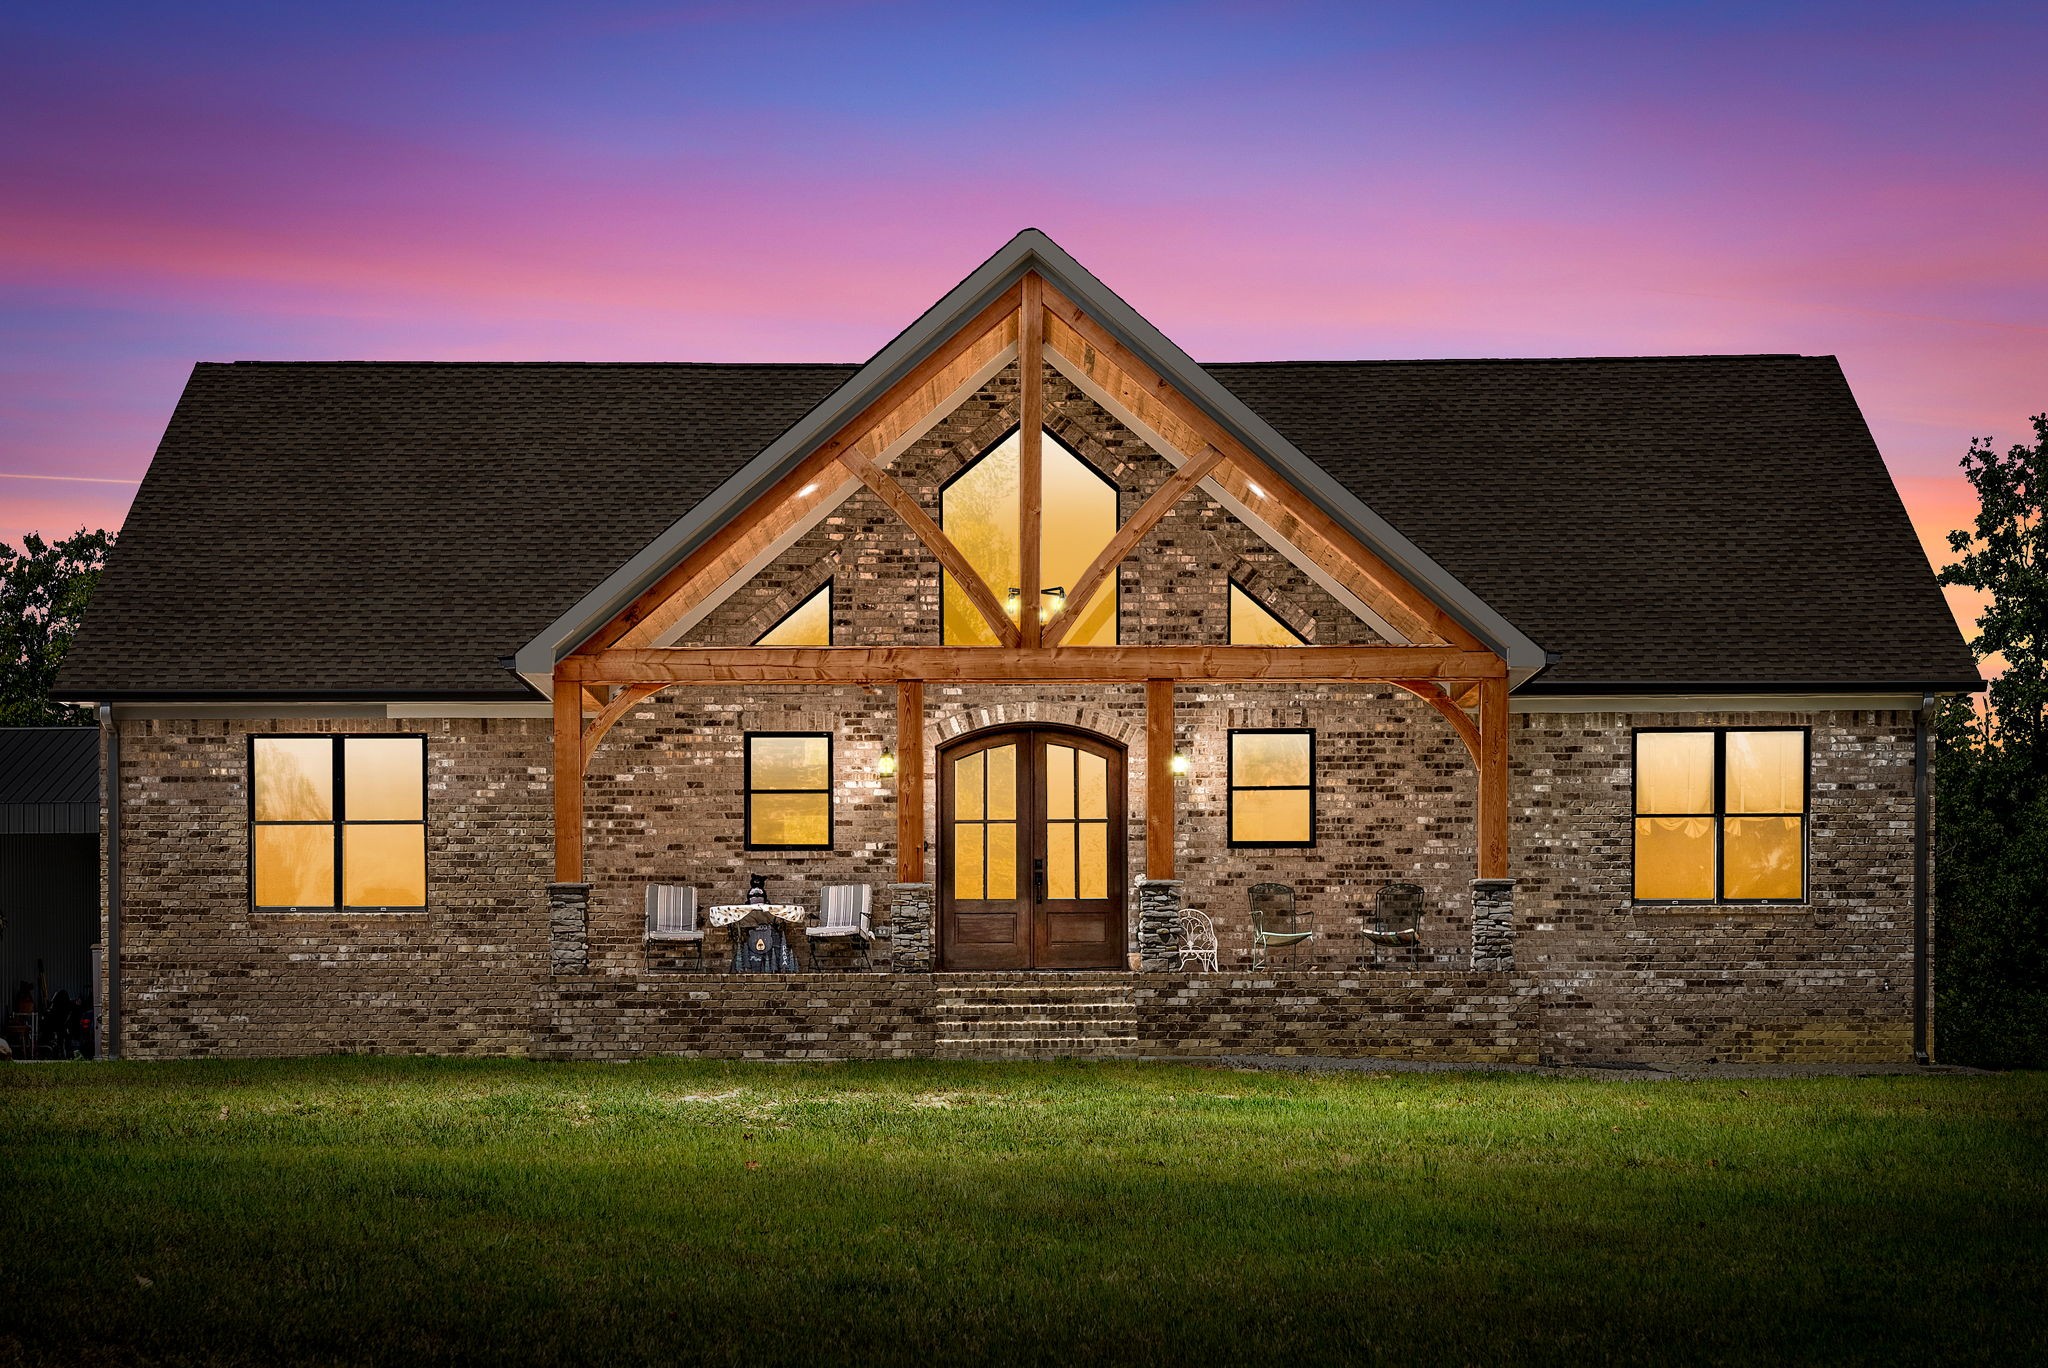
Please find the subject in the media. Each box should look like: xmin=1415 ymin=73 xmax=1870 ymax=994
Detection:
xmin=938 ymin=726 xmax=1127 ymax=970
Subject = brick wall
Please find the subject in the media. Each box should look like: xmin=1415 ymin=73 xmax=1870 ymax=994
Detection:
xmin=110 ymin=717 xmax=551 ymax=1058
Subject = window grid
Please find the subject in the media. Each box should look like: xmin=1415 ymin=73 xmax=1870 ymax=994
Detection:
xmin=743 ymin=731 xmax=834 ymax=850
xmin=1226 ymin=728 xmax=1317 ymax=849
xmin=1632 ymin=727 xmax=1808 ymax=905
xmin=248 ymin=734 xmax=427 ymax=912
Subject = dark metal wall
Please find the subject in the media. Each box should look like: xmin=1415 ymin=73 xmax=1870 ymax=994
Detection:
xmin=0 ymin=834 xmax=99 ymax=1004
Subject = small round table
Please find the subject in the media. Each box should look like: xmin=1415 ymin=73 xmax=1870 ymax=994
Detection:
xmin=708 ymin=904 xmax=808 ymax=972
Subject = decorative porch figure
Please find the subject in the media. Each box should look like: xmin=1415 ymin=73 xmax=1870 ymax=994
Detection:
xmin=747 ymin=873 xmax=769 ymax=905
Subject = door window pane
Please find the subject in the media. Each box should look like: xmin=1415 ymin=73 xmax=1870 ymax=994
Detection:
xmin=344 ymin=737 xmax=423 ymax=821
xmin=254 ymin=737 xmax=333 ymax=822
xmin=1077 ymin=750 xmax=1108 ymax=820
xmin=344 ymin=824 xmax=427 ymax=907
xmin=986 ymin=822 xmax=1017 ymax=900
xmin=1044 ymin=744 xmax=1074 ymax=819
xmin=986 ymin=744 xmax=1017 ymax=821
xmin=1046 ymin=822 xmax=1076 ymax=900
xmin=254 ymin=824 xmax=334 ymax=907
xmin=1078 ymin=823 xmax=1109 ymax=900
xmin=954 ymin=823 xmax=985 ymax=900
xmin=955 ymin=751 xmax=984 ymax=820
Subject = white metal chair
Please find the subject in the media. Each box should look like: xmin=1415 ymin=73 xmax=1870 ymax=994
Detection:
xmin=1176 ymin=906 xmax=1220 ymax=972
xmin=806 ymin=884 xmax=875 ymax=969
xmin=645 ymin=884 xmax=706 ymax=971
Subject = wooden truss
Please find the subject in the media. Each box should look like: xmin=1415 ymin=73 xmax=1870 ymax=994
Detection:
xmin=553 ymin=273 xmax=1512 ymax=890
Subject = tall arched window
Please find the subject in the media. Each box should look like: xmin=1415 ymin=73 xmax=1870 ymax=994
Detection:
xmin=940 ymin=428 xmax=1118 ymax=644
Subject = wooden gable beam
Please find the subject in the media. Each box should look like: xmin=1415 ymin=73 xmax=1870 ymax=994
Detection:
xmin=1018 ymin=273 xmax=1046 ymax=649
xmin=588 ymin=284 xmax=1023 ymax=655
xmin=1038 ymin=288 xmax=1485 ymax=652
xmin=564 ymin=644 xmax=1504 ymax=686
xmin=1041 ymin=444 xmax=1225 ymax=647
xmin=839 ymin=447 xmax=1020 ymax=647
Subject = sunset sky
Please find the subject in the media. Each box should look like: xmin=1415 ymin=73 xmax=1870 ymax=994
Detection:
xmin=4 ymin=2 xmax=2043 ymax=651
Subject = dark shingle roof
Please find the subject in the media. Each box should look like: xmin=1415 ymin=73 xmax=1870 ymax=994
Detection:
xmin=0 ymin=727 xmax=99 ymax=834
xmin=57 ymin=355 xmax=1977 ymax=699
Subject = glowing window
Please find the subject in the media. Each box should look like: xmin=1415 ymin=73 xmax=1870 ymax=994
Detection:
xmin=1228 ymin=729 xmax=1315 ymax=846
xmin=941 ymin=428 xmax=1118 ymax=644
xmin=1634 ymin=729 xmax=1805 ymax=902
xmin=251 ymin=735 xmax=425 ymax=909
xmin=745 ymin=732 xmax=832 ymax=848
xmin=1229 ymin=581 xmax=1305 ymax=645
xmin=756 ymin=581 xmax=832 ymax=646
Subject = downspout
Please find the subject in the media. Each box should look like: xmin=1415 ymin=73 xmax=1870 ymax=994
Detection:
xmin=1912 ymin=693 xmax=1933 ymax=1065
xmin=98 ymin=702 xmax=122 ymax=1061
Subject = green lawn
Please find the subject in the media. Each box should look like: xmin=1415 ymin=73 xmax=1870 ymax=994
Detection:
xmin=3 ymin=1060 xmax=2042 ymax=1366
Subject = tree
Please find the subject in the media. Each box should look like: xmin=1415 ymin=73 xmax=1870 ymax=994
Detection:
xmin=1933 ymin=415 xmax=2048 ymax=1068
xmin=0 ymin=528 xmax=115 ymax=726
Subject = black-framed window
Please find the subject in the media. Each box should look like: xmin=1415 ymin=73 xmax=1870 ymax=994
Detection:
xmin=250 ymin=735 xmax=426 ymax=910
xmin=1228 ymin=579 xmax=1306 ymax=645
xmin=744 ymin=732 xmax=833 ymax=849
xmin=939 ymin=424 xmax=1121 ymax=645
xmin=1633 ymin=727 xmax=1807 ymax=903
xmin=1227 ymin=728 xmax=1315 ymax=847
xmin=754 ymin=580 xmax=832 ymax=646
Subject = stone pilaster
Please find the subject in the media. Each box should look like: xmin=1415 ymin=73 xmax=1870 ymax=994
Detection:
xmin=1136 ymin=878 xmax=1185 ymax=972
xmin=888 ymin=882 xmax=935 ymax=971
xmin=1471 ymin=878 xmax=1515 ymax=972
xmin=548 ymin=883 xmax=591 ymax=975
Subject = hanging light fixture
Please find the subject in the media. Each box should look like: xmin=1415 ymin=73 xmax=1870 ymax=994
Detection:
xmin=877 ymin=751 xmax=898 ymax=778
xmin=1170 ymin=751 xmax=1192 ymax=777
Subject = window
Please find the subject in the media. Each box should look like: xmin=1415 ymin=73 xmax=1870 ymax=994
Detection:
xmin=1633 ymin=728 xmax=1806 ymax=903
xmin=250 ymin=735 xmax=425 ymax=910
xmin=745 ymin=732 xmax=832 ymax=848
xmin=755 ymin=581 xmax=832 ymax=646
xmin=1227 ymin=729 xmax=1315 ymax=846
xmin=941 ymin=427 xmax=1119 ymax=645
xmin=1229 ymin=580 xmax=1305 ymax=645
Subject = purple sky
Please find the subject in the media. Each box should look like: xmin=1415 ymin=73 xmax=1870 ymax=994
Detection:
xmin=4 ymin=2 xmax=2044 ymax=644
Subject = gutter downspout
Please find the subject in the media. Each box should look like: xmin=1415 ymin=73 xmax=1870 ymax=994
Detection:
xmin=98 ymin=702 xmax=121 ymax=1061
xmin=1913 ymin=693 xmax=1933 ymax=1065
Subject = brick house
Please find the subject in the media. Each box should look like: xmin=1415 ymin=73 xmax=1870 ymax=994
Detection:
xmin=57 ymin=230 xmax=1981 ymax=1064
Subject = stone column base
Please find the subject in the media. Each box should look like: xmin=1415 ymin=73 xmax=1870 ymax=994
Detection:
xmin=1136 ymin=878 xmax=1185 ymax=972
xmin=548 ymin=882 xmax=591 ymax=975
xmin=888 ymin=882 xmax=936 ymax=971
xmin=1471 ymin=878 xmax=1515 ymax=972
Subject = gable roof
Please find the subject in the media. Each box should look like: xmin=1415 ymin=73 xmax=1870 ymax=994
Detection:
xmin=513 ymin=230 xmax=1547 ymax=683
xmin=56 ymin=351 xmax=1978 ymax=701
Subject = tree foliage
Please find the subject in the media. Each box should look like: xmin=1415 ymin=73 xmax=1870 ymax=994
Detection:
xmin=0 ymin=528 xmax=114 ymax=726
xmin=1933 ymin=415 xmax=2048 ymax=1068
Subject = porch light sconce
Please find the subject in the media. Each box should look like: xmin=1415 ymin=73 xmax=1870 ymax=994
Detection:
xmin=1170 ymin=751 xmax=1192 ymax=778
xmin=877 ymin=751 xmax=898 ymax=779
xmin=1005 ymin=587 xmax=1023 ymax=618
xmin=1040 ymin=586 xmax=1066 ymax=623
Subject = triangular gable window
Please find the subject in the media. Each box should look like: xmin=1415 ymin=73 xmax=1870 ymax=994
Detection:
xmin=755 ymin=581 xmax=832 ymax=646
xmin=940 ymin=428 xmax=1118 ymax=645
xmin=1229 ymin=581 xmax=1305 ymax=645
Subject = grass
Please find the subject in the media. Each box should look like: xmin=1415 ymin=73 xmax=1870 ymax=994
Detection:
xmin=2 ymin=1059 xmax=2042 ymax=1367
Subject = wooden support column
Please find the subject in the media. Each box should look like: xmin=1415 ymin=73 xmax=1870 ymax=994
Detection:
xmin=896 ymin=680 xmax=925 ymax=883
xmin=1477 ymin=676 xmax=1509 ymax=879
xmin=552 ymin=673 xmax=585 ymax=883
xmin=1018 ymin=272 xmax=1045 ymax=648
xmin=1146 ymin=679 xmax=1176 ymax=880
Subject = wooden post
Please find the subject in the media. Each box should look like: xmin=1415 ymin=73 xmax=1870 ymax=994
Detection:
xmin=1146 ymin=679 xmax=1176 ymax=880
xmin=1477 ymin=676 xmax=1509 ymax=879
xmin=552 ymin=670 xmax=585 ymax=884
xmin=896 ymin=680 xmax=925 ymax=883
xmin=1018 ymin=272 xmax=1044 ymax=649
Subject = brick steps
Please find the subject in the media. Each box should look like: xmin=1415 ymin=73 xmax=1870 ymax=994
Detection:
xmin=933 ymin=977 xmax=1137 ymax=1059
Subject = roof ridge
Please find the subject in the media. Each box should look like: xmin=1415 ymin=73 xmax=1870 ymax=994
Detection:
xmin=202 ymin=353 xmax=1819 ymax=371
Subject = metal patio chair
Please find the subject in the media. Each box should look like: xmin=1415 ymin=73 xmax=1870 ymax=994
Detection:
xmin=644 ymin=883 xmax=706 ymax=971
xmin=1176 ymin=905 xmax=1220 ymax=972
xmin=805 ymin=883 xmax=875 ymax=969
xmin=1363 ymin=881 xmax=1425 ymax=966
xmin=1248 ymin=882 xmax=1315 ymax=969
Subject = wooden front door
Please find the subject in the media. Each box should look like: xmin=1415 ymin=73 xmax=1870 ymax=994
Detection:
xmin=939 ymin=727 xmax=1127 ymax=970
